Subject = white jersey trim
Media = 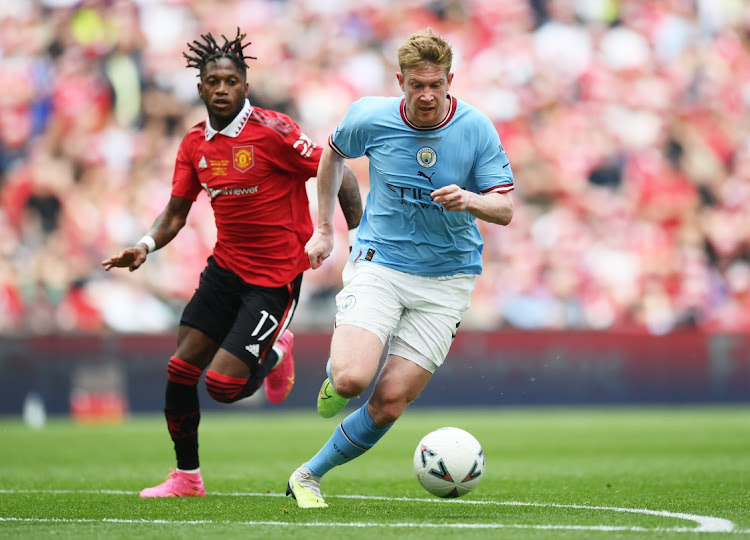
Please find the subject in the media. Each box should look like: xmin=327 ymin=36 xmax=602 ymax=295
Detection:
xmin=205 ymin=99 xmax=254 ymax=140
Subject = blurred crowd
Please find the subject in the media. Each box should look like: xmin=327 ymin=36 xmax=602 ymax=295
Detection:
xmin=1 ymin=0 xmax=749 ymax=336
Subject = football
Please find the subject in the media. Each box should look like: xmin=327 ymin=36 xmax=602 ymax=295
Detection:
xmin=413 ymin=426 xmax=485 ymax=498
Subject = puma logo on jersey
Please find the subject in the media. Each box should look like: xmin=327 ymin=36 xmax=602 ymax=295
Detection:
xmin=417 ymin=171 xmax=435 ymax=184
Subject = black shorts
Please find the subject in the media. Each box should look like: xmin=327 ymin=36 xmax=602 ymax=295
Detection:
xmin=181 ymin=256 xmax=302 ymax=369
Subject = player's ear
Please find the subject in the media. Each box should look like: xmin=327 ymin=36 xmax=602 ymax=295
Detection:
xmin=396 ymin=72 xmax=405 ymax=90
xmin=197 ymin=82 xmax=204 ymax=100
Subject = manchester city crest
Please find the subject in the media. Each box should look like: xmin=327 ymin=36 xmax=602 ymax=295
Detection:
xmin=416 ymin=146 xmax=437 ymax=168
xmin=338 ymin=295 xmax=356 ymax=313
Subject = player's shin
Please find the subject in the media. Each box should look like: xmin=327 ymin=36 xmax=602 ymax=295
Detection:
xmin=164 ymin=356 xmax=202 ymax=470
xmin=305 ymin=403 xmax=392 ymax=477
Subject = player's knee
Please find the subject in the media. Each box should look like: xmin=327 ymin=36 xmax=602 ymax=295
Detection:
xmin=367 ymin=397 xmax=404 ymax=426
xmin=331 ymin=371 xmax=369 ymax=399
xmin=167 ymin=356 xmax=203 ymax=386
xmin=204 ymin=369 xmax=245 ymax=403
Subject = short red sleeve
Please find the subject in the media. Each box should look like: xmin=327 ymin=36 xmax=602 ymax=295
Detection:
xmin=171 ymin=131 xmax=203 ymax=201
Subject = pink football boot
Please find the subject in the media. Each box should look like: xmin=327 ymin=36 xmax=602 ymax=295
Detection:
xmin=265 ymin=330 xmax=295 ymax=404
xmin=139 ymin=468 xmax=205 ymax=498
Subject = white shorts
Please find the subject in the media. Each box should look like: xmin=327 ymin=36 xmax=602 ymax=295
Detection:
xmin=334 ymin=261 xmax=476 ymax=373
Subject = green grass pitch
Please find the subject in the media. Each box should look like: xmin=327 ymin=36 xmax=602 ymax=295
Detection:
xmin=1 ymin=406 xmax=748 ymax=539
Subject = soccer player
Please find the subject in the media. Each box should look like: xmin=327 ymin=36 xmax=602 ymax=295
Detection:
xmin=102 ymin=29 xmax=363 ymax=498
xmin=286 ymin=28 xmax=514 ymax=508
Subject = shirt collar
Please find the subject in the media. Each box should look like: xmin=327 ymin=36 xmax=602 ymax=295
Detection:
xmin=400 ymin=95 xmax=456 ymax=131
xmin=205 ymin=99 xmax=253 ymax=141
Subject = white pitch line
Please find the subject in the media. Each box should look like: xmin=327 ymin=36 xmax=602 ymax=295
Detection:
xmin=0 ymin=489 xmax=744 ymax=534
xmin=0 ymin=516 xmax=748 ymax=534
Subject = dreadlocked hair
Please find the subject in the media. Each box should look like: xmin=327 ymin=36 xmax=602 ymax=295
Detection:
xmin=183 ymin=27 xmax=257 ymax=78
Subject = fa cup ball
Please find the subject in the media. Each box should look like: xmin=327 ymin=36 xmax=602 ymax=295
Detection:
xmin=413 ymin=427 xmax=485 ymax=498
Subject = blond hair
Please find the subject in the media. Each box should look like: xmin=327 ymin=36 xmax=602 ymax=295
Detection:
xmin=397 ymin=28 xmax=453 ymax=75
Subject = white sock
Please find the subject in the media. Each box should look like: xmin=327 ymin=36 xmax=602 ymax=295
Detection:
xmin=178 ymin=468 xmax=200 ymax=474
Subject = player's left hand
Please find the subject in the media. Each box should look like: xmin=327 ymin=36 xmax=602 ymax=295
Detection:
xmin=431 ymin=184 xmax=470 ymax=212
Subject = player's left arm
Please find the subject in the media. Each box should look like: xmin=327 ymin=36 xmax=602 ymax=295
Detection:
xmin=430 ymin=186 xmax=513 ymax=225
xmin=432 ymin=117 xmax=514 ymax=225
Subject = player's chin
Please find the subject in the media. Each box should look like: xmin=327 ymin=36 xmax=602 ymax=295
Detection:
xmin=209 ymin=103 xmax=236 ymax=119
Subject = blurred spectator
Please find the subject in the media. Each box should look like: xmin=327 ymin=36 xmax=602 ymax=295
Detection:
xmin=2 ymin=0 xmax=750 ymax=335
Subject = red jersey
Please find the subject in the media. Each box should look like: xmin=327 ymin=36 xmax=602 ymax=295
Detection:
xmin=171 ymin=100 xmax=321 ymax=287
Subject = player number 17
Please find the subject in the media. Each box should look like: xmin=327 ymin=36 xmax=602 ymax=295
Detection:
xmin=251 ymin=310 xmax=279 ymax=341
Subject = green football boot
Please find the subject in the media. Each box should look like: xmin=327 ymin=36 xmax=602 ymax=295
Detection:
xmin=286 ymin=467 xmax=328 ymax=508
xmin=317 ymin=377 xmax=350 ymax=418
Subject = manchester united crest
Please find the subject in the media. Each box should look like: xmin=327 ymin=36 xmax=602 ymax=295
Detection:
xmin=233 ymin=145 xmax=254 ymax=172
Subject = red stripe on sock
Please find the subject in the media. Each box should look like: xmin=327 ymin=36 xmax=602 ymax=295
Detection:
xmin=167 ymin=356 xmax=202 ymax=386
xmin=205 ymin=370 xmax=246 ymax=402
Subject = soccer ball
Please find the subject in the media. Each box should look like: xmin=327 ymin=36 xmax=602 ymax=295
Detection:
xmin=413 ymin=426 xmax=485 ymax=498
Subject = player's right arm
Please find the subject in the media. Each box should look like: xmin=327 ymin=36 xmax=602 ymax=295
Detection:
xmin=101 ymin=195 xmax=193 ymax=272
xmin=305 ymin=145 xmax=347 ymax=269
xmin=338 ymin=164 xmax=363 ymax=251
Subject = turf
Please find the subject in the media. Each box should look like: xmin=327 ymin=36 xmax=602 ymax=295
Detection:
xmin=0 ymin=406 xmax=748 ymax=539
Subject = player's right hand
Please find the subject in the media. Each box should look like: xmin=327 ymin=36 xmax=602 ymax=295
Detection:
xmin=305 ymin=230 xmax=334 ymax=269
xmin=101 ymin=246 xmax=148 ymax=272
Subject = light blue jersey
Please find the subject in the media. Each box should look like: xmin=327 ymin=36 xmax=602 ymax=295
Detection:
xmin=330 ymin=95 xmax=514 ymax=276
